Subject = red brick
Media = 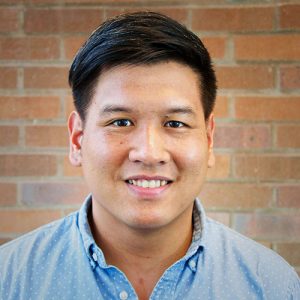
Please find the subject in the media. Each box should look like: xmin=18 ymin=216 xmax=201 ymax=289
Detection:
xmin=0 ymin=126 xmax=19 ymax=146
xmin=0 ymin=0 xmax=172 ymax=2
xmin=235 ymin=155 xmax=300 ymax=180
xmin=280 ymin=66 xmax=300 ymax=89
xmin=25 ymin=8 xmax=104 ymax=34
xmin=0 ymin=0 xmax=60 ymax=2
xmin=0 ymin=210 xmax=61 ymax=234
xmin=0 ymin=67 xmax=17 ymax=89
xmin=192 ymin=7 xmax=273 ymax=32
xmin=24 ymin=67 xmax=69 ymax=89
xmin=280 ymin=4 xmax=300 ymax=29
xmin=214 ymin=96 xmax=228 ymax=118
xmin=63 ymin=156 xmax=83 ymax=177
xmin=233 ymin=213 xmax=300 ymax=240
xmin=29 ymin=0 xmax=61 ymax=2
xmin=200 ymin=183 xmax=272 ymax=209
xmin=0 ymin=8 xmax=19 ymax=33
xmin=235 ymin=97 xmax=300 ymax=121
xmin=67 ymin=0 xmax=135 ymax=2
xmin=65 ymin=0 xmax=219 ymax=3
xmin=25 ymin=125 xmax=68 ymax=148
xmin=0 ymin=37 xmax=60 ymax=60
xmin=207 ymin=154 xmax=230 ymax=179
xmin=0 ymin=96 xmax=60 ymax=120
xmin=0 ymin=183 xmax=17 ymax=206
xmin=206 ymin=212 xmax=230 ymax=226
xmin=276 ymin=243 xmax=300 ymax=266
xmin=202 ymin=36 xmax=226 ymax=59
xmin=0 ymin=0 xmax=22 ymax=2
xmin=276 ymin=125 xmax=300 ymax=148
xmin=0 ymin=155 xmax=57 ymax=176
xmin=235 ymin=35 xmax=300 ymax=61
xmin=28 ymin=0 xmax=61 ymax=2
xmin=277 ymin=186 xmax=300 ymax=208
xmin=216 ymin=66 xmax=274 ymax=89
xmin=64 ymin=36 xmax=86 ymax=60
xmin=214 ymin=125 xmax=271 ymax=149
xmin=21 ymin=182 xmax=89 ymax=206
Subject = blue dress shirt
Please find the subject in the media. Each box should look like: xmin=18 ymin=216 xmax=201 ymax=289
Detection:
xmin=0 ymin=195 xmax=299 ymax=299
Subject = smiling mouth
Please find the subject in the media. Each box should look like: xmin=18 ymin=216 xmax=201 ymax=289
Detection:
xmin=126 ymin=179 xmax=171 ymax=188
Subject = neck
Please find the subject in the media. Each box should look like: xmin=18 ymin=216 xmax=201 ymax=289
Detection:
xmin=89 ymin=201 xmax=194 ymax=299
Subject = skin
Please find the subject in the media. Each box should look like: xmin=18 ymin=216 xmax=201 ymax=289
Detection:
xmin=68 ymin=61 xmax=215 ymax=299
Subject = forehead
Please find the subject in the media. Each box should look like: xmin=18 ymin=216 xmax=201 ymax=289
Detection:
xmin=91 ymin=61 xmax=203 ymax=114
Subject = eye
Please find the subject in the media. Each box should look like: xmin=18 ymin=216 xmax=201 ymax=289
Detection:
xmin=111 ymin=119 xmax=133 ymax=127
xmin=165 ymin=120 xmax=185 ymax=128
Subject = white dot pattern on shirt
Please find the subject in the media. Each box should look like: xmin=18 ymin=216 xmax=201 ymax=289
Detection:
xmin=1 ymin=196 xmax=299 ymax=299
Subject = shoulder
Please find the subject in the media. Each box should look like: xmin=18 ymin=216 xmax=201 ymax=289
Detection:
xmin=0 ymin=211 xmax=97 ymax=299
xmin=0 ymin=212 xmax=78 ymax=272
xmin=204 ymin=217 xmax=300 ymax=298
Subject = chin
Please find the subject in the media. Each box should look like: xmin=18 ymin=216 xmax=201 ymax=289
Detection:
xmin=126 ymin=214 xmax=170 ymax=231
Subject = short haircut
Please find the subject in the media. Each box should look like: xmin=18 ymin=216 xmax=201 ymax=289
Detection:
xmin=69 ymin=11 xmax=217 ymax=122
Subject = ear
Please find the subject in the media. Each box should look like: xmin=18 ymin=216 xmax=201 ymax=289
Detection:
xmin=206 ymin=113 xmax=215 ymax=168
xmin=68 ymin=111 xmax=84 ymax=167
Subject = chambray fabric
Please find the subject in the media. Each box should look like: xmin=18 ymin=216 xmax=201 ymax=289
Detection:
xmin=0 ymin=195 xmax=299 ymax=300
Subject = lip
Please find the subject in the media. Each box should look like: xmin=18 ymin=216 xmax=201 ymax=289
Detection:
xmin=125 ymin=175 xmax=173 ymax=181
xmin=124 ymin=175 xmax=173 ymax=199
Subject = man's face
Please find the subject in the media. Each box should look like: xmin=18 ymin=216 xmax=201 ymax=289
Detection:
xmin=69 ymin=61 xmax=215 ymax=231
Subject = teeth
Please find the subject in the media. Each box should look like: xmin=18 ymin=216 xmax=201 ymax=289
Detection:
xmin=141 ymin=180 xmax=148 ymax=188
xmin=127 ymin=179 xmax=169 ymax=188
xmin=149 ymin=180 xmax=155 ymax=188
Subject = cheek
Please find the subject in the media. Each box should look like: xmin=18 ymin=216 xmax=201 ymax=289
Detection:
xmin=83 ymin=132 xmax=129 ymax=167
xmin=174 ymin=139 xmax=209 ymax=182
xmin=177 ymin=136 xmax=208 ymax=165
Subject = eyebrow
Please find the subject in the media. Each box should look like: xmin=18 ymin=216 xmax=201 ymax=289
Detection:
xmin=165 ymin=106 xmax=196 ymax=116
xmin=100 ymin=104 xmax=196 ymax=116
xmin=100 ymin=105 xmax=133 ymax=115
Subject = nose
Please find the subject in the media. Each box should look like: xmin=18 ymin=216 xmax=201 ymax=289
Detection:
xmin=128 ymin=125 xmax=170 ymax=166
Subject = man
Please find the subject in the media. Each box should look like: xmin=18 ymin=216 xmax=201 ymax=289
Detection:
xmin=0 ymin=12 xmax=299 ymax=300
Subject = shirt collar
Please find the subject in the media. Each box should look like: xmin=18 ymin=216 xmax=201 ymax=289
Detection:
xmin=78 ymin=194 xmax=95 ymax=260
xmin=78 ymin=194 xmax=208 ymax=266
xmin=185 ymin=198 xmax=207 ymax=258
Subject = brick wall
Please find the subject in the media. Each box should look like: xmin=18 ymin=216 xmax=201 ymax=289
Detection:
xmin=0 ymin=0 xmax=299 ymax=273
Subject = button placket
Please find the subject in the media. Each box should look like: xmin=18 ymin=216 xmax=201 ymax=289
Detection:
xmin=188 ymin=259 xmax=196 ymax=270
xmin=119 ymin=290 xmax=128 ymax=300
xmin=92 ymin=252 xmax=98 ymax=262
xmin=150 ymin=261 xmax=185 ymax=299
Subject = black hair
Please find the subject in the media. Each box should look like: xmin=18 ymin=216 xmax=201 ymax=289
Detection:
xmin=69 ymin=11 xmax=217 ymax=122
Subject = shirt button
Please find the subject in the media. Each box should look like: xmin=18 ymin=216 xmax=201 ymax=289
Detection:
xmin=92 ymin=252 xmax=98 ymax=261
xmin=119 ymin=290 xmax=128 ymax=300
xmin=189 ymin=260 xmax=196 ymax=269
